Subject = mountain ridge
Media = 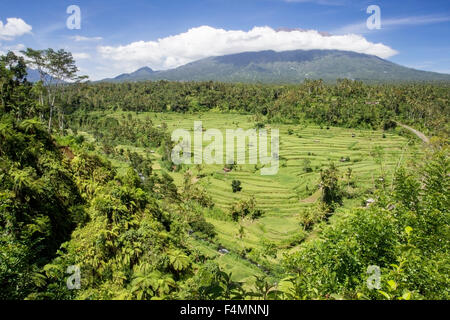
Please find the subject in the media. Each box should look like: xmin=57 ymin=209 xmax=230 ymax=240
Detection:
xmin=99 ymin=49 xmax=450 ymax=83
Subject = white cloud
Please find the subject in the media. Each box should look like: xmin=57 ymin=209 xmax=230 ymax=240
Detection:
xmin=71 ymin=35 xmax=103 ymax=42
xmin=0 ymin=43 xmax=26 ymax=56
xmin=2 ymin=43 xmax=26 ymax=52
xmin=73 ymin=52 xmax=91 ymax=60
xmin=98 ymin=25 xmax=398 ymax=73
xmin=0 ymin=18 xmax=32 ymax=40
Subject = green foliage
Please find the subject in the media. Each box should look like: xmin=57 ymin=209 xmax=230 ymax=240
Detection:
xmin=1 ymin=49 xmax=449 ymax=301
xmin=302 ymin=158 xmax=313 ymax=173
xmin=320 ymin=163 xmax=343 ymax=211
xmin=0 ymin=52 xmax=37 ymax=118
xmin=181 ymin=171 xmax=214 ymax=208
xmin=189 ymin=220 xmax=217 ymax=240
xmin=0 ymin=115 xmax=83 ymax=299
xmin=248 ymin=275 xmax=277 ymax=300
xmin=229 ymin=196 xmax=264 ymax=222
xmin=183 ymin=262 xmax=245 ymax=300
xmin=52 ymin=79 xmax=450 ymax=137
xmin=283 ymin=148 xmax=449 ymax=300
xmin=231 ymin=180 xmax=242 ymax=193
xmin=21 ymin=48 xmax=87 ymax=133
xmin=298 ymin=204 xmax=327 ymax=231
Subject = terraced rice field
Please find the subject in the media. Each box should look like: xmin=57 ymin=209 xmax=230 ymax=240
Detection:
xmin=129 ymin=112 xmax=415 ymax=238
xmin=92 ymin=111 xmax=420 ymax=282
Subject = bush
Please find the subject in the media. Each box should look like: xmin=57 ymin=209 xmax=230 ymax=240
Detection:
xmin=255 ymin=122 xmax=265 ymax=129
xmin=190 ymin=220 xmax=217 ymax=240
xmin=320 ymin=163 xmax=343 ymax=211
xmin=232 ymin=180 xmax=242 ymax=193
xmin=383 ymin=120 xmax=397 ymax=131
xmin=282 ymin=148 xmax=450 ymax=300
xmin=303 ymin=159 xmax=313 ymax=173
xmin=229 ymin=196 xmax=264 ymax=222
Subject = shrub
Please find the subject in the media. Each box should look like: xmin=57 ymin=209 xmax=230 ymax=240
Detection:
xmin=303 ymin=159 xmax=313 ymax=173
xmin=229 ymin=196 xmax=264 ymax=222
xmin=190 ymin=220 xmax=217 ymax=240
xmin=232 ymin=180 xmax=242 ymax=193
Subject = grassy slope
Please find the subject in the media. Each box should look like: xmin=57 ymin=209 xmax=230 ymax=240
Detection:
xmin=80 ymin=111 xmax=420 ymax=283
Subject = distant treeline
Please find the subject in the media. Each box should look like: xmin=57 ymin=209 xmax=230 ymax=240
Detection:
xmin=60 ymin=79 xmax=449 ymax=137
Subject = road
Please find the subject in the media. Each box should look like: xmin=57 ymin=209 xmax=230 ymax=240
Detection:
xmin=395 ymin=122 xmax=430 ymax=144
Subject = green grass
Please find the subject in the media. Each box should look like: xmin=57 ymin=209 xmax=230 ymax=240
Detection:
xmin=188 ymin=238 xmax=264 ymax=286
xmin=81 ymin=111 xmax=420 ymax=282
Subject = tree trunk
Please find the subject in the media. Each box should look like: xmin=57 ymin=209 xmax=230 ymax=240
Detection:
xmin=58 ymin=110 xmax=65 ymax=133
xmin=48 ymin=95 xmax=55 ymax=133
xmin=48 ymin=106 xmax=53 ymax=133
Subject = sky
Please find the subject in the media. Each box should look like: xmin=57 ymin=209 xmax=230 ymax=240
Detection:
xmin=1 ymin=0 xmax=449 ymax=80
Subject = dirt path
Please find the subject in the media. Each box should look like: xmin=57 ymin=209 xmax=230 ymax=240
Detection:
xmin=300 ymin=189 xmax=322 ymax=203
xmin=396 ymin=122 xmax=430 ymax=144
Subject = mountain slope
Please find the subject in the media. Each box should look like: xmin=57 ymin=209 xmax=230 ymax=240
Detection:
xmin=102 ymin=49 xmax=450 ymax=83
xmin=102 ymin=66 xmax=157 ymax=82
xmin=25 ymin=68 xmax=43 ymax=82
xmin=25 ymin=68 xmax=65 ymax=83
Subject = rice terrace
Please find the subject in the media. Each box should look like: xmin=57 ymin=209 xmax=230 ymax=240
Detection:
xmin=1 ymin=0 xmax=449 ymax=305
xmin=73 ymin=109 xmax=424 ymax=286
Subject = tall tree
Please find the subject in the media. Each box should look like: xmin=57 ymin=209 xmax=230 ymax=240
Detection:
xmin=21 ymin=49 xmax=46 ymax=109
xmin=0 ymin=51 xmax=33 ymax=118
xmin=22 ymin=48 xmax=87 ymax=132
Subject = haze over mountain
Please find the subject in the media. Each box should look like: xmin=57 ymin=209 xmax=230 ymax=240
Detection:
xmin=100 ymin=49 xmax=450 ymax=84
xmin=25 ymin=68 xmax=65 ymax=84
xmin=25 ymin=68 xmax=43 ymax=82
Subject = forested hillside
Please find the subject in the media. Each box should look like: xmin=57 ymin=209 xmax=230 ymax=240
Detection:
xmin=0 ymin=50 xmax=448 ymax=300
xmin=59 ymin=79 xmax=450 ymax=138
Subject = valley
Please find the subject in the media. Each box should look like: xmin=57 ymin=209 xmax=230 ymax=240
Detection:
xmin=75 ymin=111 xmax=421 ymax=286
xmin=1 ymin=48 xmax=448 ymax=300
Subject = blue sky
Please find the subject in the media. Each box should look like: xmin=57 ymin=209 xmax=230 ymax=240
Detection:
xmin=1 ymin=0 xmax=449 ymax=80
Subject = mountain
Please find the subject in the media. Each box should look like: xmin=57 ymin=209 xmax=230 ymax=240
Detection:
xmin=102 ymin=66 xmax=157 ymax=82
xmin=25 ymin=68 xmax=43 ymax=82
xmin=101 ymin=49 xmax=450 ymax=83
xmin=25 ymin=68 xmax=65 ymax=83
